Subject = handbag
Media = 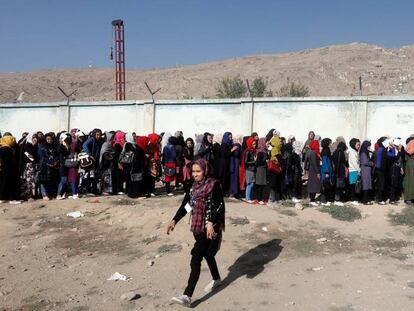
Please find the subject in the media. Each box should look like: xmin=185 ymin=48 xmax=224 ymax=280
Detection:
xmin=164 ymin=166 xmax=176 ymax=177
xmin=78 ymin=152 xmax=94 ymax=168
xmin=131 ymin=172 xmax=143 ymax=182
xmin=267 ymin=159 xmax=282 ymax=175
xmin=64 ymin=154 xmax=79 ymax=168
xmin=119 ymin=151 xmax=134 ymax=164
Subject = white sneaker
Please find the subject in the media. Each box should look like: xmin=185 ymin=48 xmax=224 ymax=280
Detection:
xmin=9 ymin=200 xmax=22 ymax=205
xmin=310 ymin=202 xmax=319 ymax=207
xmin=258 ymin=201 xmax=265 ymax=205
xmin=350 ymin=201 xmax=360 ymax=206
xmin=204 ymin=279 xmax=222 ymax=293
xmin=72 ymin=194 xmax=79 ymax=199
xmin=321 ymin=202 xmax=331 ymax=207
xmin=56 ymin=195 xmax=64 ymax=200
xmin=150 ymin=193 xmax=156 ymax=197
xmin=171 ymin=294 xmax=191 ymax=307
xmin=379 ymin=201 xmax=387 ymax=205
xmin=334 ymin=201 xmax=344 ymax=206
xmin=167 ymin=193 xmax=174 ymax=197
xmin=0 ymin=200 xmax=6 ymax=204
xmin=43 ymin=197 xmax=50 ymax=201
xmin=118 ymin=192 xmax=125 ymax=195
xmin=292 ymin=197 xmax=302 ymax=203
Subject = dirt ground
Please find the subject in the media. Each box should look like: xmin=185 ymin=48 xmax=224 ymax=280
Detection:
xmin=1 ymin=192 xmax=414 ymax=311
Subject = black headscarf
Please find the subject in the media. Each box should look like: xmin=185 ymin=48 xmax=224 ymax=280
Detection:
xmin=349 ymin=138 xmax=360 ymax=151
xmin=360 ymin=140 xmax=371 ymax=155
xmin=321 ymin=138 xmax=332 ymax=157
xmin=265 ymin=129 xmax=275 ymax=142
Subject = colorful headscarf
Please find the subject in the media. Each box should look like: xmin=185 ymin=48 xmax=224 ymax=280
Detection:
xmin=114 ymin=131 xmax=125 ymax=148
xmin=257 ymin=137 xmax=267 ymax=154
xmin=222 ymin=132 xmax=233 ymax=147
xmin=136 ymin=136 xmax=149 ymax=152
xmin=0 ymin=135 xmax=16 ymax=148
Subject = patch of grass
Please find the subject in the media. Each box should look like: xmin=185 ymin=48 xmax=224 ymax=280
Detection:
xmin=281 ymin=201 xmax=295 ymax=208
xmin=158 ymin=243 xmax=182 ymax=254
xmin=229 ymin=217 xmax=250 ymax=225
xmin=389 ymin=207 xmax=414 ymax=227
xmin=319 ymin=205 xmax=362 ymax=222
xmin=370 ymin=238 xmax=409 ymax=261
xmin=278 ymin=209 xmax=297 ymax=217
xmin=142 ymin=235 xmax=158 ymax=245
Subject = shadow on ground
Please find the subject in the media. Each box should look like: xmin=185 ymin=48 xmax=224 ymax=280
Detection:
xmin=191 ymin=238 xmax=283 ymax=307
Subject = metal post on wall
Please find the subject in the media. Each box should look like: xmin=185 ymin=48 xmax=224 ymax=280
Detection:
xmin=144 ymin=82 xmax=161 ymax=133
xmin=57 ymin=86 xmax=77 ymax=131
xmin=246 ymin=79 xmax=254 ymax=134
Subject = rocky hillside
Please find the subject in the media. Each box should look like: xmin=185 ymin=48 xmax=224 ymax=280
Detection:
xmin=1 ymin=42 xmax=414 ymax=103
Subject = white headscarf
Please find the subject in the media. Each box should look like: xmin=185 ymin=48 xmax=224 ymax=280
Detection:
xmin=161 ymin=132 xmax=172 ymax=150
xmin=25 ymin=133 xmax=35 ymax=145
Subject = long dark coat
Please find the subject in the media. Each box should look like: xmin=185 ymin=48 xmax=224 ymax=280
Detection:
xmin=360 ymin=152 xmax=373 ymax=190
xmin=307 ymin=150 xmax=321 ymax=194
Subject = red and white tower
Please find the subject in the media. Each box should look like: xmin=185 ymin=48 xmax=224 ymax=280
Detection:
xmin=112 ymin=19 xmax=126 ymax=100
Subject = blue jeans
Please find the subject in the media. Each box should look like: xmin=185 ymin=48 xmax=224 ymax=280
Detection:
xmin=57 ymin=176 xmax=68 ymax=196
xmin=245 ymin=183 xmax=254 ymax=201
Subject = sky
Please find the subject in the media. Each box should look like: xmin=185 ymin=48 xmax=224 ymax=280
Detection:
xmin=1 ymin=0 xmax=413 ymax=72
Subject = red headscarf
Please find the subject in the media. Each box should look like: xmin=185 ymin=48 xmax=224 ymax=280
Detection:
xmin=136 ymin=136 xmax=149 ymax=152
xmin=114 ymin=131 xmax=125 ymax=148
xmin=148 ymin=133 xmax=160 ymax=160
xmin=309 ymin=140 xmax=320 ymax=160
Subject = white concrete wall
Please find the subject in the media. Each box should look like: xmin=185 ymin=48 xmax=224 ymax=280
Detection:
xmin=1 ymin=97 xmax=414 ymax=143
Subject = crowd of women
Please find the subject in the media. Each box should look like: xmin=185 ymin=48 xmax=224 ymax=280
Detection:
xmin=0 ymin=128 xmax=414 ymax=207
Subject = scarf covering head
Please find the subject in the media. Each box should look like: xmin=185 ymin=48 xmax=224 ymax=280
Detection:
xmin=393 ymin=137 xmax=404 ymax=147
xmin=265 ymin=128 xmax=275 ymax=142
xmin=213 ymin=133 xmax=223 ymax=145
xmin=161 ymin=132 xmax=172 ymax=149
xmin=257 ymin=137 xmax=267 ymax=154
xmin=136 ymin=136 xmax=149 ymax=152
xmin=233 ymin=134 xmax=243 ymax=145
xmin=309 ymin=140 xmax=320 ymax=160
xmin=349 ymin=138 xmax=360 ymax=151
xmin=0 ymin=135 xmax=16 ymax=148
xmin=222 ymin=132 xmax=233 ymax=147
xmin=406 ymin=139 xmax=414 ymax=156
xmin=360 ymin=140 xmax=371 ymax=155
xmin=292 ymin=141 xmax=303 ymax=156
xmin=124 ymin=132 xmax=136 ymax=150
xmin=70 ymin=128 xmax=78 ymax=142
xmin=246 ymin=137 xmax=256 ymax=151
xmin=99 ymin=131 xmax=115 ymax=165
xmin=190 ymin=159 xmax=218 ymax=234
xmin=114 ymin=131 xmax=125 ymax=148
xmin=25 ymin=133 xmax=35 ymax=145
xmin=193 ymin=133 xmax=204 ymax=156
xmin=148 ymin=133 xmax=160 ymax=160
xmin=202 ymin=132 xmax=213 ymax=146
xmin=321 ymin=138 xmax=332 ymax=157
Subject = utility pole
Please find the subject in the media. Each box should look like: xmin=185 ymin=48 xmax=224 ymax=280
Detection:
xmin=112 ymin=19 xmax=126 ymax=100
xmin=57 ymin=86 xmax=77 ymax=131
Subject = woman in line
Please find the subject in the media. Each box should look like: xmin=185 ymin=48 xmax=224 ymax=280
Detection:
xmin=167 ymin=159 xmax=225 ymax=307
xmin=404 ymin=137 xmax=414 ymax=205
xmin=332 ymin=141 xmax=349 ymax=206
xmin=56 ymin=133 xmax=72 ymax=199
xmin=389 ymin=138 xmax=405 ymax=204
xmin=67 ymin=129 xmax=82 ymax=199
xmin=0 ymin=135 xmax=21 ymax=204
xmin=241 ymin=137 xmax=257 ymax=204
xmin=348 ymin=138 xmax=361 ymax=205
xmin=219 ymin=132 xmax=237 ymax=196
xmin=197 ymin=132 xmax=214 ymax=167
xmin=82 ymin=128 xmax=103 ymax=195
xmin=21 ymin=133 xmax=39 ymax=201
xmin=113 ymin=131 xmax=126 ymax=194
xmin=99 ymin=131 xmax=116 ymax=195
xmin=147 ymin=133 xmax=161 ymax=197
xmin=359 ymin=140 xmax=374 ymax=205
xmin=174 ymin=131 xmax=186 ymax=190
xmin=374 ymin=137 xmax=389 ymax=205
xmin=229 ymin=135 xmax=242 ymax=198
xmin=38 ymin=133 xmax=60 ymax=200
xmin=162 ymin=133 xmax=177 ymax=196
xmin=292 ymin=141 xmax=304 ymax=202
xmin=320 ymin=138 xmax=334 ymax=206
xmin=255 ymin=138 xmax=269 ymax=205
xmin=136 ymin=135 xmax=150 ymax=198
xmin=308 ymin=140 xmax=321 ymax=206
xmin=121 ymin=133 xmax=145 ymax=199
xmin=182 ymin=137 xmax=195 ymax=194
xmin=212 ymin=133 xmax=222 ymax=179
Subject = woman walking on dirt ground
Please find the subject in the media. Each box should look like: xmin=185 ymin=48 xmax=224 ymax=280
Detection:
xmin=167 ymin=158 xmax=225 ymax=307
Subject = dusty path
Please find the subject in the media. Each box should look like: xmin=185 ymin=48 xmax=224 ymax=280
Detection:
xmin=0 ymin=195 xmax=413 ymax=311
